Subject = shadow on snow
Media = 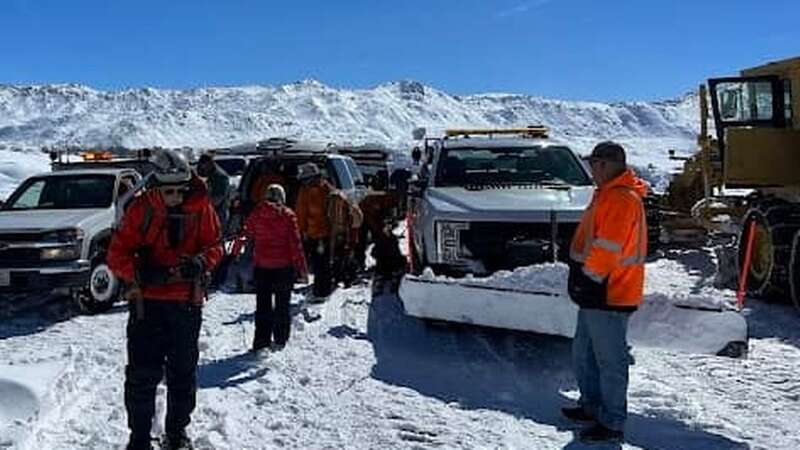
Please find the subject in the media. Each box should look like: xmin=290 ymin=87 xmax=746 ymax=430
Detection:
xmin=365 ymin=290 xmax=748 ymax=450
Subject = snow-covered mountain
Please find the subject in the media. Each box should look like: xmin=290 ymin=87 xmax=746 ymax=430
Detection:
xmin=0 ymin=80 xmax=703 ymax=190
xmin=0 ymin=80 xmax=699 ymax=149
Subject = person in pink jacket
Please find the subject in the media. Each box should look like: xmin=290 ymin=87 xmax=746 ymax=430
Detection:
xmin=243 ymin=184 xmax=308 ymax=351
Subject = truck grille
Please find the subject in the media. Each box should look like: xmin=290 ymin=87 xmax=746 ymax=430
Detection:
xmin=460 ymin=221 xmax=578 ymax=272
xmin=0 ymin=233 xmax=45 ymax=264
xmin=0 ymin=247 xmax=42 ymax=264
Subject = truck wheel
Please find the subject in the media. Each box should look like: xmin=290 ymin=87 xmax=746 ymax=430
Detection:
xmin=77 ymin=257 xmax=119 ymax=314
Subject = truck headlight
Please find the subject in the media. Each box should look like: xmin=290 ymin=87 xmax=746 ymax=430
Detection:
xmin=435 ymin=221 xmax=469 ymax=262
xmin=40 ymin=228 xmax=84 ymax=261
xmin=41 ymin=245 xmax=81 ymax=261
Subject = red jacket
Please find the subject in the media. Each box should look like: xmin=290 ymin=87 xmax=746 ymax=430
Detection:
xmin=244 ymin=201 xmax=307 ymax=275
xmin=107 ymin=178 xmax=224 ymax=302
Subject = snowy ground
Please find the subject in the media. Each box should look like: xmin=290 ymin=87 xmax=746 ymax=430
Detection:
xmin=1 ymin=247 xmax=800 ymax=450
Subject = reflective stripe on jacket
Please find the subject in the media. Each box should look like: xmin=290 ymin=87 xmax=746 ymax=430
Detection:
xmin=569 ymin=169 xmax=648 ymax=307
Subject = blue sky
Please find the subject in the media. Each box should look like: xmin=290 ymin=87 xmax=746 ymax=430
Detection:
xmin=1 ymin=0 xmax=798 ymax=101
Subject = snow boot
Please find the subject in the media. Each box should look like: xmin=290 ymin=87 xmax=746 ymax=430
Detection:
xmin=270 ymin=341 xmax=286 ymax=352
xmin=579 ymin=423 xmax=624 ymax=444
xmin=161 ymin=430 xmax=193 ymax=450
xmin=561 ymin=406 xmax=596 ymax=423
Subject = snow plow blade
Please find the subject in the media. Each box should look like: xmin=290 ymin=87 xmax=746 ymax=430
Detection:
xmin=399 ymin=276 xmax=748 ymax=357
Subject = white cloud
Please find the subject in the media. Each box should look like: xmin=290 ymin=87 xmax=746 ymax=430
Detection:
xmin=496 ymin=0 xmax=554 ymax=18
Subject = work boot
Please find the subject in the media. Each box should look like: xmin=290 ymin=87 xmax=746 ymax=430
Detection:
xmin=579 ymin=423 xmax=624 ymax=444
xmin=162 ymin=430 xmax=193 ymax=450
xmin=270 ymin=341 xmax=286 ymax=352
xmin=561 ymin=406 xmax=596 ymax=423
xmin=252 ymin=340 xmax=270 ymax=353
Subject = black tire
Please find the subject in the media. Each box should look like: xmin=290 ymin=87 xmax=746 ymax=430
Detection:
xmin=738 ymin=199 xmax=800 ymax=301
xmin=789 ymin=230 xmax=800 ymax=312
xmin=76 ymin=254 xmax=119 ymax=314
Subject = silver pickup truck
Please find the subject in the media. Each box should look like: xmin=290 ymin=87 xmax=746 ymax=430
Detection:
xmin=0 ymin=168 xmax=141 ymax=312
xmin=407 ymin=128 xmax=594 ymax=276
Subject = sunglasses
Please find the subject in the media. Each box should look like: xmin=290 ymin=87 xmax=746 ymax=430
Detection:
xmin=161 ymin=187 xmax=187 ymax=196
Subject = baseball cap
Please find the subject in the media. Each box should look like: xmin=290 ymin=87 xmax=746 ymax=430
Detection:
xmin=584 ymin=141 xmax=626 ymax=165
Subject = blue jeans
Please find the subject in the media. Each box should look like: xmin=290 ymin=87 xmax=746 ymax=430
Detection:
xmin=573 ymin=308 xmax=632 ymax=431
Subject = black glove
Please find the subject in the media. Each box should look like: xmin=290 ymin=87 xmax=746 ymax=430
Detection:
xmin=567 ymin=259 xmax=607 ymax=308
xmin=178 ymin=255 xmax=205 ymax=279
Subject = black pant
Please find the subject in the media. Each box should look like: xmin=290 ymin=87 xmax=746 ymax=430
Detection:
xmin=125 ymin=300 xmax=202 ymax=444
xmin=253 ymin=266 xmax=295 ymax=347
xmin=306 ymin=238 xmax=333 ymax=297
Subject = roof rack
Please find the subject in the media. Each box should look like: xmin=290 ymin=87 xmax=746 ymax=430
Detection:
xmin=334 ymin=144 xmax=392 ymax=163
xmin=254 ymin=137 xmax=335 ymax=154
xmin=444 ymin=125 xmax=549 ymax=139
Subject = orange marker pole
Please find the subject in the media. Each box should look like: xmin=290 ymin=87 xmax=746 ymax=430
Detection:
xmin=736 ymin=221 xmax=757 ymax=311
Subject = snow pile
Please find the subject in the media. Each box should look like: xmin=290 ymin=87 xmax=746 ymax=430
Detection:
xmin=0 ymin=361 xmax=67 ymax=447
xmin=0 ymin=82 xmax=701 ymax=188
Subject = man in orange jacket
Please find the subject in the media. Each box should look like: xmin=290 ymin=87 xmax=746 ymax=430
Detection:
xmin=108 ymin=149 xmax=223 ymax=450
xmin=295 ymin=162 xmax=336 ymax=301
xmin=562 ymin=141 xmax=648 ymax=444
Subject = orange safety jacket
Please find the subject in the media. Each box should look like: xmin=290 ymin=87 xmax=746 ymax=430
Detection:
xmin=295 ymin=180 xmax=335 ymax=240
xmin=569 ymin=169 xmax=648 ymax=308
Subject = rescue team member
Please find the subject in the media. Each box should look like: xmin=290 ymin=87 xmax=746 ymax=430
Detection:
xmin=294 ymin=162 xmax=336 ymax=301
xmin=243 ymin=184 xmax=308 ymax=352
xmin=108 ymin=149 xmax=223 ymax=450
xmin=196 ymin=152 xmax=231 ymax=231
xmin=562 ymin=141 xmax=647 ymax=444
xmin=327 ymin=188 xmax=363 ymax=288
xmin=358 ymin=173 xmax=406 ymax=292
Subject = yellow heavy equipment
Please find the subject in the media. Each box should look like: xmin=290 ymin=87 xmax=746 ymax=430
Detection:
xmin=663 ymin=56 xmax=800 ymax=308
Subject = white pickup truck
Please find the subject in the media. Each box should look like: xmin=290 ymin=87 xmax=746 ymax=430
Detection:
xmin=0 ymin=168 xmax=141 ymax=312
xmin=407 ymin=129 xmax=594 ymax=276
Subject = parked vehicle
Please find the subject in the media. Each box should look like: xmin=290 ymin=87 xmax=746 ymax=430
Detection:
xmin=0 ymin=168 xmax=141 ymax=313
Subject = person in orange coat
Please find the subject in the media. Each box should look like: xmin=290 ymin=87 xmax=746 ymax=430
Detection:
xmin=561 ymin=141 xmax=648 ymax=444
xmin=243 ymin=184 xmax=307 ymax=352
xmin=294 ymin=162 xmax=336 ymax=300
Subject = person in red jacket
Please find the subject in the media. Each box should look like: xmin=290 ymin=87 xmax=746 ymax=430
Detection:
xmin=243 ymin=184 xmax=308 ymax=352
xmin=107 ymin=149 xmax=223 ymax=450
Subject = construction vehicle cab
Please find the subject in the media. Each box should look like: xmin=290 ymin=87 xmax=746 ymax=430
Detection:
xmin=662 ymin=56 xmax=800 ymax=308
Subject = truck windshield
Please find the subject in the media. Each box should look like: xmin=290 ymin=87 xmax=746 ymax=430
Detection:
xmin=4 ymin=175 xmax=116 ymax=210
xmin=435 ymin=146 xmax=592 ymax=187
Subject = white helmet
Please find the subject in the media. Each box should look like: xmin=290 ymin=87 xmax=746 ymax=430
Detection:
xmin=150 ymin=148 xmax=192 ymax=185
xmin=297 ymin=162 xmax=321 ymax=181
xmin=264 ymin=184 xmax=286 ymax=204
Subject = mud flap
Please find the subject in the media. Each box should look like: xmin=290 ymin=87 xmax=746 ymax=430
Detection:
xmin=399 ymin=276 xmax=748 ymax=357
